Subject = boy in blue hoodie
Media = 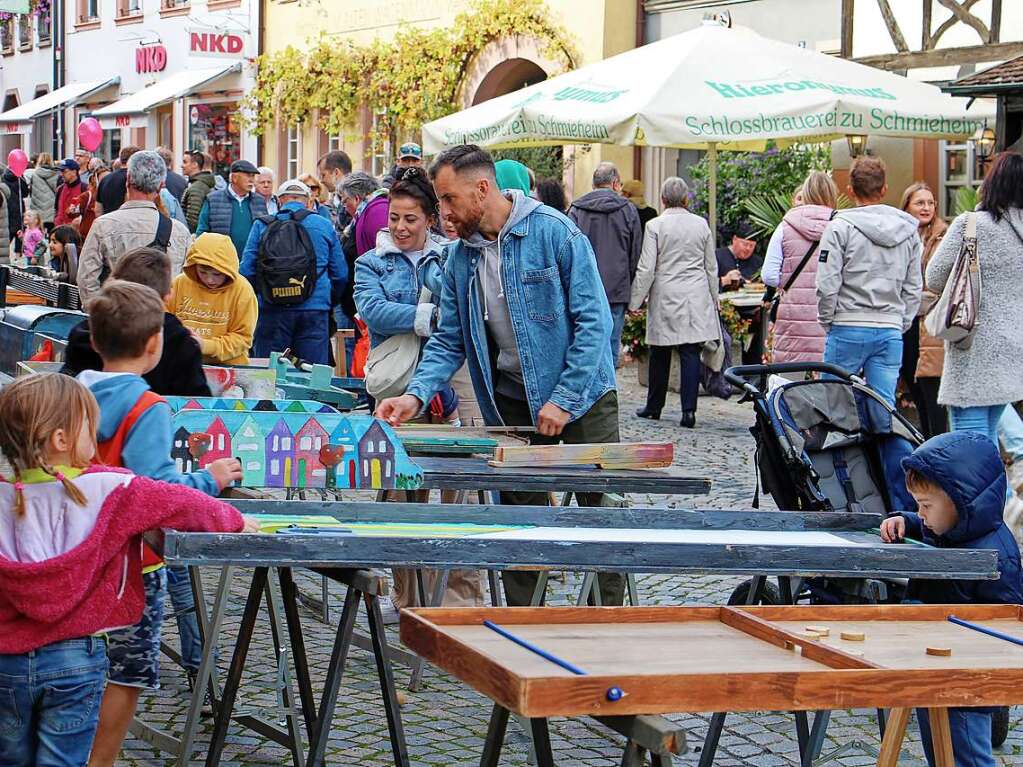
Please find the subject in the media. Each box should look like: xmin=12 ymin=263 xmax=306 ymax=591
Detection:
xmin=78 ymin=280 xmax=242 ymax=767
xmin=881 ymin=431 xmax=1022 ymax=767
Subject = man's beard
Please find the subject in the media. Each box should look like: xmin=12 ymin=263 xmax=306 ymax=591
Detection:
xmin=456 ymin=201 xmax=486 ymax=239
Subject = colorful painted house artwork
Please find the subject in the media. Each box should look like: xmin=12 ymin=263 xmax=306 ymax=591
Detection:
xmin=232 ymin=416 xmax=266 ymax=487
xmin=168 ymin=412 xmax=421 ymax=490
xmin=199 ymin=417 xmax=232 ymax=468
xmin=164 ymin=397 xmax=337 ymax=415
xmin=295 ymin=420 xmax=329 ymax=487
xmin=171 ymin=427 xmax=198 ymax=474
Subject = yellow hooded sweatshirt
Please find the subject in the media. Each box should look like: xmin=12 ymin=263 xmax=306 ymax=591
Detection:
xmin=169 ymin=232 xmax=258 ymax=365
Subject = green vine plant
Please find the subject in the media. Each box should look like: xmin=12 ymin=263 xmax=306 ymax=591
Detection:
xmin=241 ymin=0 xmax=579 ymax=154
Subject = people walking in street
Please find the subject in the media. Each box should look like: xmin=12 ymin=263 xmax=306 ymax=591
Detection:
xmin=77 ymin=151 xmax=192 ymax=304
xmin=54 ymin=159 xmax=84 ymax=228
xmin=494 ymin=159 xmax=531 ymax=195
xmin=96 ymin=146 xmax=141 ymax=215
xmin=927 ymin=151 xmax=1023 ymax=448
xmin=629 ymin=177 xmax=719 ymax=428
xmin=375 ymin=144 xmax=621 ymax=607
xmin=340 ymin=172 xmax=389 ymax=258
xmin=396 ymin=142 xmax=423 ymax=170
xmin=298 ymin=173 xmax=332 ymax=219
xmin=317 ymin=150 xmax=354 ymax=237
xmin=240 ymin=179 xmax=347 ymax=364
xmin=816 ymin=156 xmax=922 ymax=407
xmin=157 ymin=147 xmax=187 ymax=203
xmin=181 ymin=150 xmax=218 ymax=233
xmin=256 ymin=166 xmax=278 ymax=214
xmin=196 ymin=160 xmax=267 ymax=259
xmin=535 ymin=177 xmax=567 ymax=213
xmin=899 ymin=181 xmax=948 ymax=438
xmin=568 ymin=161 xmax=642 ymax=368
xmin=762 ymin=171 xmax=838 ymax=364
xmin=622 ymin=179 xmax=658 ymax=233
xmin=48 ymin=225 xmax=81 ymax=284
xmin=29 ymin=153 xmax=59 ymax=230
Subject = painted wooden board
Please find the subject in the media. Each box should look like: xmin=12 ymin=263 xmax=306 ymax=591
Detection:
xmin=164 ymin=396 xmax=338 ymax=415
xmin=400 ymin=604 xmax=1023 ymax=718
xmin=474 ymin=527 xmax=868 ymax=547
xmin=203 ymin=366 xmax=278 ymax=399
xmin=253 ymin=514 xmax=527 ymax=537
xmin=489 ymin=442 xmax=673 ymax=469
xmin=170 ymin=411 xmax=422 ymax=490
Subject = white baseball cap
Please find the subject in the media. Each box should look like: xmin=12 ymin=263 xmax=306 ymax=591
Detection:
xmin=277 ymin=179 xmax=311 ymax=197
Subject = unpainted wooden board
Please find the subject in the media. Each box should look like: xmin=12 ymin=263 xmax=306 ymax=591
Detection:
xmin=490 ymin=442 xmax=673 ymax=469
xmin=475 ymin=527 xmax=866 ymax=547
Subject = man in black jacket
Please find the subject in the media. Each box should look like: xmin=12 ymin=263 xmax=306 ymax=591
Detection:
xmin=568 ymin=162 xmax=642 ymax=368
xmin=157 ymin=146 xmax=188 ymax=202
xmin=60 ymin=247 xmax=211 ymax=397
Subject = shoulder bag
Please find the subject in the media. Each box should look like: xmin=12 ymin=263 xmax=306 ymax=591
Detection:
xmin=364 ymin=286 xmax=432 ymax=400
xmin=923 ymin=213 xmax=981 ymax=349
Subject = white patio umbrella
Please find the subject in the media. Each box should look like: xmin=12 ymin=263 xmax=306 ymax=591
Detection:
xmin=423 ymin=22 xmax=984 ymax=230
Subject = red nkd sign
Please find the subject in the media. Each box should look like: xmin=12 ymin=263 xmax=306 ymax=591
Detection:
xmin=190 ymin=32 xmax=243 ymax=55
xmin=136 ymin=45 xmax=168 ymax=74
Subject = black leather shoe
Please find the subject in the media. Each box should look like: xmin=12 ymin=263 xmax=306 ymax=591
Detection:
xmin=635 ymin=408 xmax=661 ymax=420
xmin=680 ymin=410 xmax=696 ymax=428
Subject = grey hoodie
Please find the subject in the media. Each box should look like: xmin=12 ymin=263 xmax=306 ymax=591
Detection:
xmin=816 ymin=204 xmax=922 ymax=331
xmin=464 ymin=190 xmax=541 ymax=399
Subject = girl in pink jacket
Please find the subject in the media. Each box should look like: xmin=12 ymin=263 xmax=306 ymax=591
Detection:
xmin=0 ymin=373 xmax=254 ymax=766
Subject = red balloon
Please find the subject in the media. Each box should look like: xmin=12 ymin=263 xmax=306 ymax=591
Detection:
xmin=6 ymin=149 xmax=28 ymax=178
xmin=77 ymin=118 xmax=103 ymax=153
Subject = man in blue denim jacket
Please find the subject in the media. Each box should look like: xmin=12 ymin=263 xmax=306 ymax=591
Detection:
xmin=377 ymin=145 xmax=623 ymax=605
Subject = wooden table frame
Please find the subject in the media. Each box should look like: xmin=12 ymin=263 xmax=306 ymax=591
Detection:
xmin=402 ymin=604 xmax=1023 ymax=767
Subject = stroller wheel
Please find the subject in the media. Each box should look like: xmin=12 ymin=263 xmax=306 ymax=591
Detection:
xmin=726 ymin=579 xmax=782 ymax=606
xmin=992 ymin=706 xmax=1011 ymax=749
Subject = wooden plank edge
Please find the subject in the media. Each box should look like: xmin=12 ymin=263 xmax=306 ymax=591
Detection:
xmin=405 ymin=605 xmax=725 ymax=626
xmin=737 ymin=604 xmax=1021 ymax=623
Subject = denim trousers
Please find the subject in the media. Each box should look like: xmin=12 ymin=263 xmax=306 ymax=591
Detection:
xmin=917 ymin=708 xmax=995 ymax=767
xmin=0 ymin=637 xmax=108 ymax=767
xmin=823 ymin=325 xmax=902 ymax=406
xmin=165 ymin=565 xmax=203 ymax=673
xmin=999 ymin=406 xmax=1023 ymax=462
xmin=949 ymin=404 xmax=1007 ymax=451
xmin=609 ymin=303 xmax=627 ymax=368
xmin=253 ymin=308 xmax=330 ymax=365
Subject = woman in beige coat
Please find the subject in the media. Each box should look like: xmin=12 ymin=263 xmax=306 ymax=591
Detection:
xmin=630 ymin=177 xmax=719 ymax=428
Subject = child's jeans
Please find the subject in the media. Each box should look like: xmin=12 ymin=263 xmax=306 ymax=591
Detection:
xmin=165 ymin=564 xmax=203 ymax=673
xmin=917 ymin=708 xmax=995 ymax=767
xmin=0 ymin=636 xmax=108 ymax=767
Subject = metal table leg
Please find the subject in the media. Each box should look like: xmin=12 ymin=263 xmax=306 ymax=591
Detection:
xmin=480 ymin=705 xmax=510 ymax=767
xmin=365 ymin=593 xmax=411 ymax=767
xmin=530 ymin=719 xmax=556 ymax=767
xmin=278 ymin=568 xmax=318 ymax=737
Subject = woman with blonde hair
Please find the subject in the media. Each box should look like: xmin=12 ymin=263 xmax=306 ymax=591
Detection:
xmin=899 ymin=181 xmax=948 ymax=438
xmin=762 ymin=170 xmax=839 ymax=363
xmin=299 ymin=173 xmax=332 ymax=219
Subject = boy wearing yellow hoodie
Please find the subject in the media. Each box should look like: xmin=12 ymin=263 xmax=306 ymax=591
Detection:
xmin=169 ymin=233 xmax=258 ymax=365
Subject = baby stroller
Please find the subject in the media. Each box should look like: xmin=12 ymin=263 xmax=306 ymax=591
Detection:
xmin=724 ymin=361 xmax=924 ymax=606
xmin=724 ymin=360 xmax=1013 ymax=750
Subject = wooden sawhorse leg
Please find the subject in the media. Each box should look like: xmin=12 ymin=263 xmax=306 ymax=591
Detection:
xmin=876 ymin=708 xmax=954 ymax=767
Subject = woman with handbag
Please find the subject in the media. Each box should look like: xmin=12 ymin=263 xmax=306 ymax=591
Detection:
xmin=630 ymin=177 xmax=719 ymax=428
xmin=927 ymin=151 xmax=1023 ymax=447
xmin=762 ymin=171 xmax=838 ymax=364
xmin=899 ymin=182 xmax=948 ymax=439
xmin=354 ymin=166 xmax=483 ymax=615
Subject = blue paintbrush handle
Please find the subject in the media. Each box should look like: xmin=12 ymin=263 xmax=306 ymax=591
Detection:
xmin=948 ymin=615 xmax=1023 ymax=647
xmin=483 ymin=620 xmax=587 ymax=675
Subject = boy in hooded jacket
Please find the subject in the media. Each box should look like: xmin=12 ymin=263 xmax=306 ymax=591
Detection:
xmin=881 ymin=431 xmax=1022 ymax=767
xmin=816 ymin=156 xmax=922 ymax=406
xmin=168 ymin=232 xmax=258 ymax=365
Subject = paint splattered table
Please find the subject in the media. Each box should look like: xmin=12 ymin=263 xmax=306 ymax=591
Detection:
xmin=402 ymin=604 xmax=1023 ymax=767
xmin=163 ymin=505 xmax=999 ymax=767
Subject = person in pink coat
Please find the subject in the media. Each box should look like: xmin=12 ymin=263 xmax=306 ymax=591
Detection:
xmin=762 ymin=171 xmax=839 ymax=364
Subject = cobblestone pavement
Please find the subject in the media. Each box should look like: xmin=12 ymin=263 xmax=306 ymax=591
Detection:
xmin=121 ymin=365 xmax=1023 ymax=766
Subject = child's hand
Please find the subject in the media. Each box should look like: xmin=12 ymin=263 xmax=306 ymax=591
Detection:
xmin=880 ymin=516 xmax=906 ymax=543
xmin=209 ymin=457 xmax=243 ymax=490
xmin=241 ymin=516 xmax=260 ymax=534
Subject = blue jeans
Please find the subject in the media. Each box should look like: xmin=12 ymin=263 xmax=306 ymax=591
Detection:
xmin=610 ymin=303 xmax=627 ymax=368
xmin=165 ymin=565 xmax=202 ymax=673
xmin=823 ymin=325 xmax=902 ymax=406
xmin=253 ymin=308 xmax=330 ymax=365
xmin=998 ymin=406 xmax=1023 ymax=462
xmin=0 ymin=637 xmax=108 ymax=767
xmin=949 ymin=404 xmax=1007 ymax=451
xmin=917 ymin=708 xmax=995 ymax=767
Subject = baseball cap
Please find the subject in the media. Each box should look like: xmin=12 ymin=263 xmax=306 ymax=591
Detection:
xmin=58 ymin=158 xmax=80 ymax=172
xmin=277 ymin=179 xmax=311 ymax=197
xmin=230 ymin=159 xmax=259 ymax=174
xmin=398 ymin=142 xmax=422 ymax=160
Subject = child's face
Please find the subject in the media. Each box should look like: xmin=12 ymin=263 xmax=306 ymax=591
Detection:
xmin=49 ymin=236 xmax=63 ymax=257
xmin=23 ymin=213 xmax=34 ymax=228
xmin=195 ymin=264 xmax=229 ymax=290
xmin=74 ymin=417 xmax=96 ymax=463
xmin=910 ymin=486 xmax=959 ymax=536
xmin=48 ymin=416 xmax=95 ymax=465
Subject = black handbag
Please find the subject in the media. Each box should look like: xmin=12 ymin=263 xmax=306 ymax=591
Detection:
xmin=768 ymin=239 xmax=819 ymax=323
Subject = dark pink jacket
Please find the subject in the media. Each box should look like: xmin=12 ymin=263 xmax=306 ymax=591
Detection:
xmin=772 ymin=205 xmax=834 ymax=363
xmin=355 ymin=194 xmax=390 ymax=257
xmin=0 ymin=468 xmax=244 ymax=654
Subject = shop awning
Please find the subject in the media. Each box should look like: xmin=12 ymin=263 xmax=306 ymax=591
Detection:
xmin=0 ymin=78 xmax=120 ymax=123
xmin=93 ymin=64 xmax=241 ymax=117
